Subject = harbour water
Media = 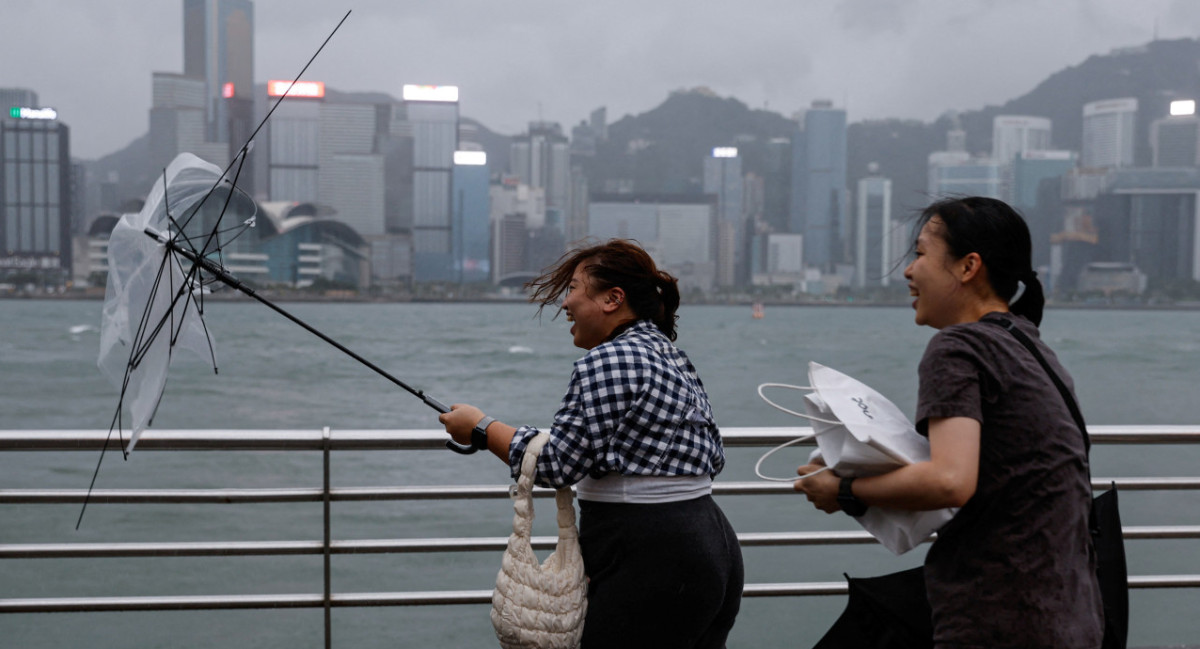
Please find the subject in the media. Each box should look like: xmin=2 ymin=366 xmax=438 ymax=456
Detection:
xmin=1 ymin=299 xmax=1198 ymax=647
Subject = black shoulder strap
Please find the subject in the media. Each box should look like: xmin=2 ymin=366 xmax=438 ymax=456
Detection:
xmin=980 ymin=315 xmax=1090 ymax=454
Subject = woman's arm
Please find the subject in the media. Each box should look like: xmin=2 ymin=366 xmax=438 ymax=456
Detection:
xmin=794 ymin=416 xmax=980 ymax=513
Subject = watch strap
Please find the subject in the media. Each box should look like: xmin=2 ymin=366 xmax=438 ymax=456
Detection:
xmin=471 ymin=416 xmax=495 ymax=451
xmin=838 ymin=476 xmax=869 ymax=517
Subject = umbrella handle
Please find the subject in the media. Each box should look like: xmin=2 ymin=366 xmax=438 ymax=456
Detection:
xmin=420 ymin=395 xmax=482 ymax=455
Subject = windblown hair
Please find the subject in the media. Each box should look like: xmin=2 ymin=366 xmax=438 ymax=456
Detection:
xmin=526 ymin=239 xmax=682 ymax=341
xmin=913 ymin=196 xmax=1045 ymax=326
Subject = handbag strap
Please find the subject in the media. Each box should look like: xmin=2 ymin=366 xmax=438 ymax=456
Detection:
xmin=981 ymin=315 xmax=1090 ymax=454
xmin=512 ymin=432 xmax=578 ymax=540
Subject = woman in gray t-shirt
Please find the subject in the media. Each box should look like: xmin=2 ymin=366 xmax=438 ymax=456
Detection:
xmin=795 ymin=197 xmax=1103 ymax=649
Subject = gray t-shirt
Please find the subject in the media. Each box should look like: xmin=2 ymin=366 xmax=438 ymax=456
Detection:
xmin=916 ymin=313 xmax=1103 ymax=649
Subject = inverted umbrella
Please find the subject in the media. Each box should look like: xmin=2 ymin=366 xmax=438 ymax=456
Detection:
xmin=96 ymin=153 xmax=250 ymax=454
xmin=83 ymin=10 xmax=475 ymax=528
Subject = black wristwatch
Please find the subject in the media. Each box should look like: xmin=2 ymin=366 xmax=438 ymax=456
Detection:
xmin=838 ymin=477 xmax=869 ymax=517
xmin=471 ymin=416 xmax=495 ymax=451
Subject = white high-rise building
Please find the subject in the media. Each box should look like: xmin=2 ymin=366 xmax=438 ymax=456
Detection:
xmin=993 ymin=115 xmax=1052 ymax=203
xmin=855 ymin=173 xmax=893 ymax=288
xmin=992 ymin=116 xmax=1052 ymax=166
xmin=1082 ymin=98 xmax=1137 ymax=169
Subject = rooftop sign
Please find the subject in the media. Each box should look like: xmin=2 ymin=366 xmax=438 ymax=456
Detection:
xmin=9 ymin=107 xmax=58 ymax=120
xmin=402 ymin=85 xmax=459 ymax=102
xmin=267 ymin=80 xmax=326 ymax=98
xmin=712 ymin=147 xmax=738 ymax=158
xmin=454 ymin=150 xmax=487 ymax=165
xmin=1170 ymin=100 xmax=1196 ymax=116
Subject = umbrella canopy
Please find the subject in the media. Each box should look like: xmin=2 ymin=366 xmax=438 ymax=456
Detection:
xmin=97 ymin=153 xmax=254 ymax=452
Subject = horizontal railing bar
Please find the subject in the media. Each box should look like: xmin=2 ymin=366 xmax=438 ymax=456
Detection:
xmin=5 ymin=526 xmax=1198 ymax=559
xmin=2 ymin=426 xmax=1198 ymax=451
xmin=5 ymin=575 xmax=1199 ymax=613
xmin=4 ymin=477 xmax=1195 ymax=505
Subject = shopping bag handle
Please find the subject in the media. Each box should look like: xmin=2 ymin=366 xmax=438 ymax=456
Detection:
xmin=753 ymin=434 xmax=830 ymax=482
xmin=754 ymin=383 xmax=838 ymax=482
xmin=756 ymin=383 xmax=840 ymax=424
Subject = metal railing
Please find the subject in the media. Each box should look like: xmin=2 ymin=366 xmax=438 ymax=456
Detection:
xmin=2 ymin=426 xmax=1200 ymax=645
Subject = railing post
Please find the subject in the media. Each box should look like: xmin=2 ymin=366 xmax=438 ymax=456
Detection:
xmin=323 ymin=426 xmax=332 ymax=649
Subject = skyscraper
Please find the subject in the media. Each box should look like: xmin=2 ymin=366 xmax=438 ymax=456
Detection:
xmin=2 ymin=101 xmax=72 ymax=282
xmin=264 ymin=80 xmax=323 ymax=202
xmin=790 ymin=100 xmax=848 ymax=271
xmin=452 ymin=151 xmax=490 ymax=284
xmin=855 ymin=170 xmax=893 ymax=288
xmin=182 ymin=0 xmax=254 ymax=149
xmin=1151 ymin=101 xmax=1200 ymax=167
xmin=510 ymin=121 xmax=570 ymax=225
xmin=318 ymin=101 xmax=384 ymax=235
xmin=993 ymin=115 xmax=1052 ymax=203
xmin=703 ymin=147 xmax=743 ymax=287
xmin=0 ymin=89 xmax=39 ymax=114
xmin=149 ymin=72 xmax=211 ymax=171
xmin=489 ymin=176 xmax=544 ymax=284
xmin=992 ymin=116 xmax=1052 ymax=167
xmin=1082 ymin=98 xmax=1137 ymax=169
xmin=399 ymin=85 xmax=459 ymax=283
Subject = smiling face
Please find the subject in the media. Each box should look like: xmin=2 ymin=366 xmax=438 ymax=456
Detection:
xmin=904 ymin=217 xmax=967 ymax=329
xmin=561 ymin=262 xmax=615 ymax=349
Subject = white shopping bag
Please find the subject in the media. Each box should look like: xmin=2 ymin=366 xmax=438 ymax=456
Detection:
xmin=759 ymin=362 xmax=956 ymax=555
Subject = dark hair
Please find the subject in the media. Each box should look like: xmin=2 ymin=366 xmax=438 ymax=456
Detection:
xmin=913 ymin=196 xmax=1045 ymax=325
xmin=525 ymin=239 xmax=682 ymax=340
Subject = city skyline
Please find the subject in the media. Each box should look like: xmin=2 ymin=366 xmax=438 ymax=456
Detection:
xmin=4 ymin=0 xmax=1200 ymax=160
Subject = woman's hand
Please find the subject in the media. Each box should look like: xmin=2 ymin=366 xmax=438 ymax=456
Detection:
xmin=794 ymin=463 xmax=842 ymax=514
xmin=438 ymin=404 xmax=485 ymax=447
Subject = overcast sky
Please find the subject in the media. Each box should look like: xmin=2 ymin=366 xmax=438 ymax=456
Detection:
xmin=6 ymin=0 xmax=1200 ymax=160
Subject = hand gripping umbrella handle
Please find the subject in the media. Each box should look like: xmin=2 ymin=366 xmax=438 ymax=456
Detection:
xmin=421 ymin=396 xmax=481 ymax=455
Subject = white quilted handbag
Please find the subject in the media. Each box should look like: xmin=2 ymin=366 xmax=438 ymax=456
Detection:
xmin=491 ymin=432 xmax=588 ymax=649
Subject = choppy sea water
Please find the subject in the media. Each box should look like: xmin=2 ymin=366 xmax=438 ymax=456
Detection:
xmin=1 ymin=299 xmax=1198 ymax=648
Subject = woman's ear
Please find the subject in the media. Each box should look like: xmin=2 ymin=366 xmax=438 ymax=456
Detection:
xmin=603 ymin=287 xmax=626 ymax=313
xmin=959 ymin=252 xmax=985 ymax=285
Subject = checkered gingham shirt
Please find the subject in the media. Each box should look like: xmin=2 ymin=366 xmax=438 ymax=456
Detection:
xmin=508 ymin=319 xmax=726 ymax=489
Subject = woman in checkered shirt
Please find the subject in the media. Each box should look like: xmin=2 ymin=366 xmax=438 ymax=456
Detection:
xmin=440 ymin=239 xmax=743 ymax=649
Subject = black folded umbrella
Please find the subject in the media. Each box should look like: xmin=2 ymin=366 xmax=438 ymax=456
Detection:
xmin=813 ymin=567 xmax=932 ymax=649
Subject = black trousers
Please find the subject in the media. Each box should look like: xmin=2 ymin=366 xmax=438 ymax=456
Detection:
xmin=578 ymin=495 xmax=744 ymax=649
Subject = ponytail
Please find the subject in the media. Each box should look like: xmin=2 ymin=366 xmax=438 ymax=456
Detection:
xmin=1009 ymin=273 xmax=1045 ymax=327
xmin=654 ymin=271 xmax=681 ymax=341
